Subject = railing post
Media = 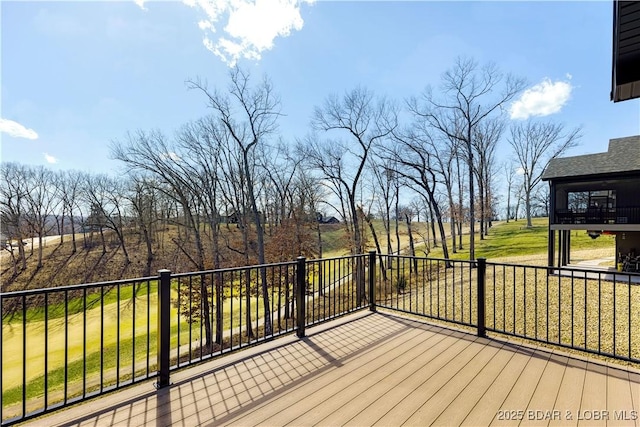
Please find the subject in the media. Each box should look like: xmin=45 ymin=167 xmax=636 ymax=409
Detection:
xmin=156 ymin=269 xmax=171 ymax=388
xmin=476 ymin=258 xmax=486 ymax=337
xmin=296 ymin=257 xmax=306 ymax=338
xmin=368 ymin=250 xmax=377 ymax=312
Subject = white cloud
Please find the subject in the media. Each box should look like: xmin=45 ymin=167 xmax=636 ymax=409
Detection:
xmin=0 ymin=118 xmax=39 ymax=140
xmin=161 ymin=152 xmax=181 ymax=162
xmin=509 ymin=78 xmax=573 ymax=120
xmin=134 ymin=0 xmax=147 ymax=10
xmin=184 ymin=0 xmax=313 ymax=66
xmin=44 ymin=153 xmax=58 ymax=164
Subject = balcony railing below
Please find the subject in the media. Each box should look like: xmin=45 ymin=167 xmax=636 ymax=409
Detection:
xmin=554 ymin=206 xmax=640 ymax=225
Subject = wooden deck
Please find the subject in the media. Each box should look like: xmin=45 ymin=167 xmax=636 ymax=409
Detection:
xmin=25 ymin=311 xmax=640 ymax=427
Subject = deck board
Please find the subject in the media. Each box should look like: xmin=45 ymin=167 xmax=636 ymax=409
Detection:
xmin=309 ymin=328 xmax=456 ymax=426
xmin=361 ymin=333 xmax=480 ymax=426
xmin=524 ymin=352 xmax=568 ymax=426
xmin=549 ymin=357 xmax=587 ymax=427
xmin=400 ymin=339 xmax=503 ymax=425
xmin=232 ymin=322 xmax=434 ymax=426
xmin=23 ymin=311 xmax=640 ymax=427
xmin=608 ymin=368 xmax=637 ymax=427
xmin=489 ymin=347 xmax=552 ymax=427
xmin=578 ymin=359 xmax=609 ymax=427
xmin=431 ymin=340 xmax=516 ymax=426
xmin=460 ymin=342 xmax=534 ymax=426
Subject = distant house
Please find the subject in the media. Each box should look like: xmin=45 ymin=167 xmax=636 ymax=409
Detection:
xmin=322 ymin=216 xmax=340 ymax=224
xmin=541 ymin=135 xmax=640 ymax=267
xmin=221 ymin=212 xmax=239 ymax=224
xmin=316 ymin=213 xmax=340 ymax=224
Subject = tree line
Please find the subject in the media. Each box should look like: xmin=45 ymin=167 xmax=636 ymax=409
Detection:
xmin=1 ymin=58 xmax=582 ymax=283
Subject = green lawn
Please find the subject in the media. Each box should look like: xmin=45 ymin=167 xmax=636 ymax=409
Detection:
xmin=1 ymin=283 xmax=265 ymax=411
xmin=321 ymin=219 xmax=420 ymax=258
xmin=423 ymin=218 xmax=616 ymax=260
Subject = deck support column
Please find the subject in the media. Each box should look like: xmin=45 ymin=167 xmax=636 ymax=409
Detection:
xmin=548 ymin=228 xmax=555 ymax=269
xmin=368 ymin=251 xmax=376 ymax=312
xmin=156 ymin=269 xmax=171 ymax=389
xmin=296 ymin=257 xmax=306 ymax=338
xmin=562 ymin=230 xmax=571 ymax=266
xmin=476 ymin=258 xmax=486 ymax=337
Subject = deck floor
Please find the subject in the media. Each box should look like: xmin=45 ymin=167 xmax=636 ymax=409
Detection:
xmin=25 ymin=311 xmax=640 ymax=427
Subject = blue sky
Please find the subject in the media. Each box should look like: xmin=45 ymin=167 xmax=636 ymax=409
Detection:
xmin=2 ymin=1 xmax=639 ymax=175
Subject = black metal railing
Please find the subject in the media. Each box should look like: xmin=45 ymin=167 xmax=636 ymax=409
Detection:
xmin=3 ymin=252 xmax=638 ymax=425
xmin=554 ymin=206 xmax=640 ymax=224
xmin=375 ymin=255 xmax=478 ymax=329
xmin=1 ymin=254 xmax=373 ymax=425
xmin=484 ymin=262 xmax=640 ymax=363
xmin=375 ymin=256 xmax=639 ymax=364
xmin=1 ymin=276 xmax=158 ymax=424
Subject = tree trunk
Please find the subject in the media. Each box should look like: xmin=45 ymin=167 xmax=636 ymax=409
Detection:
xmin=99 ymin=227 xmax=107 ymax=254
xmin=466 ymin=136 xmax=476 ymax=261
xmin=428 ymin=202 xmax=437 ymax=247
xmin=363 ymin=209 xmax=387 ymax=281
xmin=37 ymin=234 xmax=43 ymax=269
xmin=243 ymin=150 xmax=272 ymax=336
xmin=405 ymin=213 xmax=417 ymax=274
xmin=525 ymin=187 xmax=533 ymax=227
xmin=478 ymin=178 xmax=485 ymax=240
xmin=71 ymin=213 xmax=77 ymax=253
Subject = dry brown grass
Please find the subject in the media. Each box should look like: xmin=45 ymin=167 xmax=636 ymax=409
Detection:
xmin=376 ymin=256 xmax=640 ymax=367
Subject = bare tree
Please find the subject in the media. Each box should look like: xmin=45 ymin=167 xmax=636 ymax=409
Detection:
xmin=293 ymin=168 xmax=328 ymax=262
xmin=406 ymin=114 xmax=460 ymax=252
xmin=384 ymin=130 xmax=452 ymax=263
xmin=22 ymin=166 xmax=59 ymax=268
xmin=472 ymin=117 xmax=505 ymax=238
xmin=370 ymin=160 xmax=396 ymax=256
xmin=508 ymin=121 xmax=581 ymax=227
xmin=125 ymin=175 xmax=157 ymax=275
xmin=531 ymin=184 xmax=550 ymax=217
xmin=112 ymin=129 xmax=215 ymax=344
xmin=0 ymin=163 xmax=30 ymax=274
xmin=187 ymin=67 xmax=281 ymax=335
xmin=408 ymin=57 xmax=525 ymax=261
xmin=82 ymin=174 xmax=131 ymax=263
xmin=56 ymin=170 xmax=83 ymax=253
xmin=304 ymin=86 xmax=397 ymax=303
xmin=308 ymin=87 xmax=397 ymax=254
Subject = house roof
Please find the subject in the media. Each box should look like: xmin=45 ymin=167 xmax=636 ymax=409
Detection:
xmin=541 ymin=135 xmax=640 ymax=181
xmin=612 ymin=1 xmax=640 ymax=102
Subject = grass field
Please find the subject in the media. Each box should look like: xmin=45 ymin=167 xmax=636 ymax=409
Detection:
xmin=423 ymin=217 xmax=616 ymax=262
xmin=320 ymin=219 xmax=420 ymax=258
xmin=1 ymin=282 xmax=266 ymax=412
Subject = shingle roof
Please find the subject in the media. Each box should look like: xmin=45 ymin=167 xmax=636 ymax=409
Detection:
xmin=541 ymin=135 xmax=640 ymax=181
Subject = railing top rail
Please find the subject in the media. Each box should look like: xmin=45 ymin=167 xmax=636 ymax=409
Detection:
xmin=170 ymin=260 xmax=298 ymax=278
xmin=305 ymin=253 xmax=369 ymax=263
xmin=382 ymin=253 xmax=477 ymax=265
xmin=0 ymin=275 xmax=158 ymax=298
xmin=486 ymin=261 xmax=640 ymax=285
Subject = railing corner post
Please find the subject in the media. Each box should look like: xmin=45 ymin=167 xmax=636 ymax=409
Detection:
xmin=476 ymin=258 xmax=486 ymax=337
xmin=157 ymin=269 xmax=171 ymax=388
xmin=368 ymin=250 xmax=377 ymax=312
xmin=296 ymin=257 xmax=306 ymax=338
